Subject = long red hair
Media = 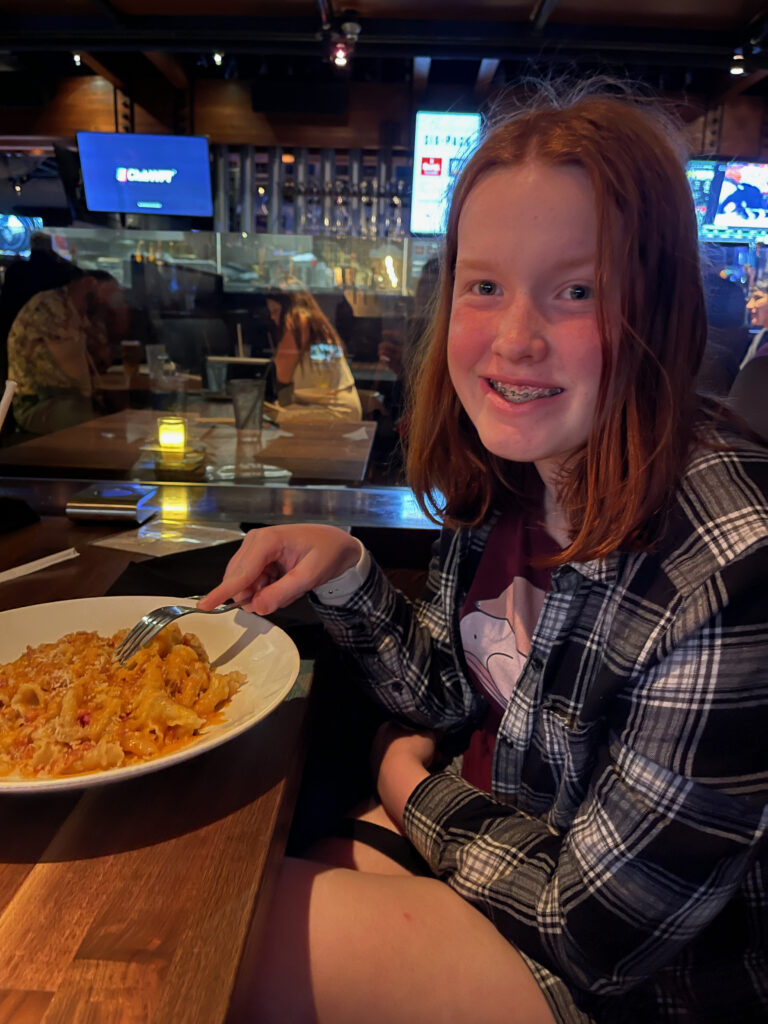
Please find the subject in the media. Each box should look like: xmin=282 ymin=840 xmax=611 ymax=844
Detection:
xmin=406 ymin=88 xmax=711 ymax=563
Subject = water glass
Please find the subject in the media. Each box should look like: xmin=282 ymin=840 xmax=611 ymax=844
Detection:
xmin=146 ymin=344 xmax=168 ymax=381
xmin=229 ymin=379 xmax=266 ymax=437
xmin=206 ymin=357 xmax=228 ymax=394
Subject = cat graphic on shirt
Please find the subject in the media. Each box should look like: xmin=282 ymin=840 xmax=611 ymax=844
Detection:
xmin=460 ymin=577 xmax=547 ymax=712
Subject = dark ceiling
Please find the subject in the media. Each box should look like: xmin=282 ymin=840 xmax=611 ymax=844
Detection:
xmin=2 ymin=0 xmax=768 ymax=106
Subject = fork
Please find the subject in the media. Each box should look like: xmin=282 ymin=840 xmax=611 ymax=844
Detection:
xmin=114 ymin=598 xmax=246 ymax=664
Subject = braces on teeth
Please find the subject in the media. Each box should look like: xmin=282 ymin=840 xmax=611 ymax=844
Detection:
xmin=490 ymin=381 xmax=563 ymax=402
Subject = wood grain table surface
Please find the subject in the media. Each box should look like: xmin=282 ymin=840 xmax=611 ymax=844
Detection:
xmin=0 ymin=515 xmax=313 ymax=1024
xmin=0 ymin=408 xmax=377 ymax=485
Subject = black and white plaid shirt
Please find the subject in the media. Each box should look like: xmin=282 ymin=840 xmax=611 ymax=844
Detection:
xmin=313 ymin=435 xmax=768 ymax=1023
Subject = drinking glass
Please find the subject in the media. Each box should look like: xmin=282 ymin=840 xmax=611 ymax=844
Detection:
xmin=229 ymin=379 xmax=266 ymax=438
xmin=146 ymin=343 xmax=168 ymax=381
xmin=121 ymin=339 xmax=142 ymax=381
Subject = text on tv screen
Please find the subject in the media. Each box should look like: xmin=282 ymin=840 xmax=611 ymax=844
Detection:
xmin=410 ymin=111 xmax=481 ymax=236
xmin=77 ymin=132 xmax=213 ymax=217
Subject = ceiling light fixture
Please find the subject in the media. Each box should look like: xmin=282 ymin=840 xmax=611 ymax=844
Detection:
xmin=730 ymin=47 xmax=746 ymax=75
xmin=73 ymin=52 xmax=82 ymax=67
xmin=327 ymin=10 xmax=360 ymax=69
xmin=332 ymin=41 xmax=349 ymax=67
xmin=213 ymin=52 xmax=224 ymax=67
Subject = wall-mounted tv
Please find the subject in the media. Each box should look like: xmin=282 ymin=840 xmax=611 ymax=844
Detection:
xmin=686 ymin=158 xmax=768 ymax=240
xmin=76 ymin=132 xmax=213 ymax=217
xmin=410 ymin=111 xmax=481 ymax=236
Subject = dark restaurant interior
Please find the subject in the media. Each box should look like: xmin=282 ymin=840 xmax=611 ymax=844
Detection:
xmin=0 ymin=1 xmax=767 ymax=1020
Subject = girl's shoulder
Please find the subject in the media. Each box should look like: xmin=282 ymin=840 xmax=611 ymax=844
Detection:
xmin=656 ymin=432 xmax=768 ymax=593
xmin=682 ymin=430 xmax=768 ymax=516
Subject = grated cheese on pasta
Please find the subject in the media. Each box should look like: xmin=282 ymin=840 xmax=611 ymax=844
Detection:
xmin=0 ymin=624 xmax=245 ymax=778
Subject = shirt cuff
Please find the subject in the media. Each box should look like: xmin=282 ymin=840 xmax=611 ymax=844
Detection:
xmin=311 ymin=540 xmax=371 ymax=605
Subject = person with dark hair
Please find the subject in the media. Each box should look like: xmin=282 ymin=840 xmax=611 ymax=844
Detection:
xmin=7 ymin=270 xmax=128 ymax=434
xmin=201 ymin=87 xmax=768 ymax=1024
xmin=739 ymin=277 xmax=768 ymax=367
xmin=265 ymin=287 xmax=362 ymax=421
xmin=697 ymin=271 xmax=751 ymax=395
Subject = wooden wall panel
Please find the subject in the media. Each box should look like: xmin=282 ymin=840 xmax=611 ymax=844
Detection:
xmin=0 ymin=78 xmax=171 ymax=138
xmin=0 ymin=78 xmax=115 ymax=136
xmin=719 ymin=95 xmax=763 ymax=159
xmin=193 ymin=80 xmax=411 ymax=147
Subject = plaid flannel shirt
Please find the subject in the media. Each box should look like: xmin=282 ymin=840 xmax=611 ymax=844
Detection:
xmin=312 ymin=437 xmax=768 ymax=1023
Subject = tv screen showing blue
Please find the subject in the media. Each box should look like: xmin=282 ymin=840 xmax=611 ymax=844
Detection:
xmin=77 ymin=132 xmax=213 ymax=217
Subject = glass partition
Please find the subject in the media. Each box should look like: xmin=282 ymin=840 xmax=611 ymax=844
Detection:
xmin=0 ymin=229 xmax=442 ymax=490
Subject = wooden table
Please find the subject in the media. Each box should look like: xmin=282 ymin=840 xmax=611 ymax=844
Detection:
xmin=0 ymin=408 xmax=377 ymax=485
xmin=0 ymin=516 xmax=312 ymax=1023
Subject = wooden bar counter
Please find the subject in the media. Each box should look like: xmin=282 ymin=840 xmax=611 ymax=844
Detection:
xmin=0 ymin=515 xmax=312 ymax=1023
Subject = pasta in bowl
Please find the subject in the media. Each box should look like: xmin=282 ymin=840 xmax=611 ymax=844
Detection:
xmin=0 ymin=596 xmax=301 ymax=792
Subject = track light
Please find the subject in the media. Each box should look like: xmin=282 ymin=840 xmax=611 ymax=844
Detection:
xmin=327 ymin=13 xmax=360 ymax=69
xmin=73 ymin=52 xmax=82 ymax=67
xmin=213 ymin=51 xmax=224 ymax=67
xmin=730 ymin=47 xmax=745 ymax=75
xmin=332 ymin=41 xmax=349 ymax=67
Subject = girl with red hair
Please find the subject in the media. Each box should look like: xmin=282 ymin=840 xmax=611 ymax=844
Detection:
xmin=203 ymin=87 xmax=768 ymax=1024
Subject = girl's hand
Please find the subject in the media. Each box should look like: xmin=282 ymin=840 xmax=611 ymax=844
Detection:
xmin=372 ymin=722 xmax=437 ymax=830
xmin=197 ymin=524 xmax=362 ymax=616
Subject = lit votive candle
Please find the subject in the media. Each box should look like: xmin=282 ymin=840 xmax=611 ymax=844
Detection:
xmin=157 ymin=416 xmax=187 ymax=451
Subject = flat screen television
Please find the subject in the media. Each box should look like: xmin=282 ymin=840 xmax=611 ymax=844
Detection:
xmin=76 ymin=132 xmax=213 ymax=217
xmin=409 ymin=111 xmax=481 ymax=235
xmin=686 ymin=159 xmax=768 ymax=239
xmin=0 ymin=214 xmax=43 ymax=256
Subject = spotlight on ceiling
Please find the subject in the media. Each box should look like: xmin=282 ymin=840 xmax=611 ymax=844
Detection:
xmin=213 ymin=51 xmax=224 ymax=67
xmin=332 ymin=41 xmax=349 ymax=67
xmin=327 ymin=11 xmax=360 ymax=69
xmin=73 ymin=52 xmax=82 ymax=67
xmin=730 ymin=47 xmax=746 ymax=75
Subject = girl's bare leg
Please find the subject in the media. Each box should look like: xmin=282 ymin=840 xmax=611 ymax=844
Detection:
xmin=237 ymin=857 xmax=556 ymax=1024
xmin=305 ymin=798 xmax=415 ymax=875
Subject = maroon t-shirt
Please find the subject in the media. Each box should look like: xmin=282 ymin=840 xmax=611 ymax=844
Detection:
xmin=459 ymin=514 xmax=558 ymax=792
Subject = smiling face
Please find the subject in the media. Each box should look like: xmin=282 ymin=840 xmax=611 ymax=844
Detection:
xmin=747 ymin=287 xmax=768 ymax=328
xmin=447 ymin=161 xmax=604 ymax=492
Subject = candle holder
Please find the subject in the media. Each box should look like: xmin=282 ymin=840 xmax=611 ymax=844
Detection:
xmin=140 ymin=416 xmax=206 ymax=480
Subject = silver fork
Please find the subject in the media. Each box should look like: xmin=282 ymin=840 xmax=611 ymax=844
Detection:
xmin=114 ymin=598 xmax=246 ymax=664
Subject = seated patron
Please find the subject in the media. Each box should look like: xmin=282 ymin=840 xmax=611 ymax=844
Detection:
xmin=740 ymin=277 xmax=768 ymax=367
xmin=7 ymin=270 xmax=128 ymax=435
xmin=697 ymin=271 xmax=751 ymax=396
xmin=266 ymin=288 xmax=362 ymax=422
xmin=0 ymin=233 xmax=78 ymax=434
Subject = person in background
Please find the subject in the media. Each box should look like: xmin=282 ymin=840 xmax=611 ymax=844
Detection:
xmin=0 ymin=233 xmax=77 ymax=434
xmin=378 ymin=254 xmax=441 ymax=432
xmin=266 ymin=287 xmax=362 ymax=422
xmin=696 ymin=270 xmax=751 ymax=395
xmin=739 ymin=276 xmax=768 ymax=367
xmin=202 ymin=87 xmax=767 ymax=1023
xmin=7 ymin=269 xmax=128 ymax=434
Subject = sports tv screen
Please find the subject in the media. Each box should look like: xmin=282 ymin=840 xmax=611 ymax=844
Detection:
xmin=76 ymin=132 xmax=213 ymax=217
xmin=410 ymin=111 xmax=481 ymax=235
xmin=685 ymin=158 xmax=768 ymax=239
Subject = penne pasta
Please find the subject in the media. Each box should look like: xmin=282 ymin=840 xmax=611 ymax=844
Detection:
xmin=0 ymin=623 xmax=244 ymax=778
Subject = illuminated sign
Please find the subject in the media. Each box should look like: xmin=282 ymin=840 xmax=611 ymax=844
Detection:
xmin=410 ymin=111 xmax=481 ymax=235
xmin=116 ymin=167 xmax=178 ymax=184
